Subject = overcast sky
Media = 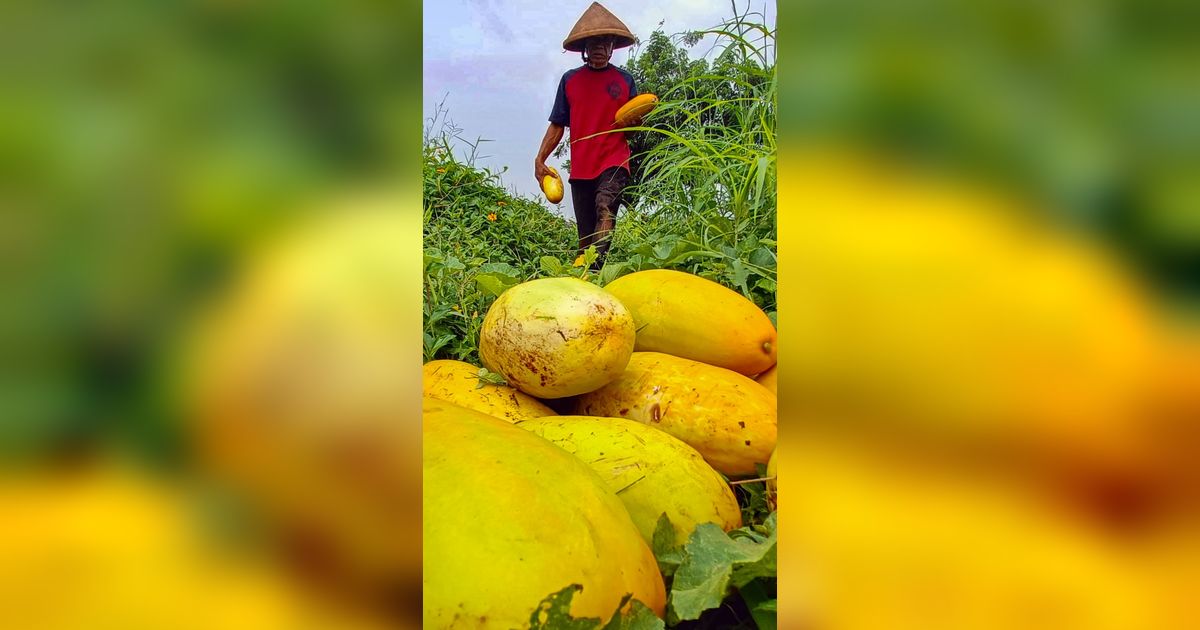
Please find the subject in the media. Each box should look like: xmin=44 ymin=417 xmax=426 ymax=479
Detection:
xmin=423 ymin=0 xmax=775 ymax=218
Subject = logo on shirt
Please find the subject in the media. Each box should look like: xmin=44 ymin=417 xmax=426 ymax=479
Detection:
xmin=606 ymin=80 xmax=622 ymax=99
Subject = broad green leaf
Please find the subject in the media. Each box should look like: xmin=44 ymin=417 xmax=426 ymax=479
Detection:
xmin=730 ymin=545 xmax=777 ymax=587
xmin=632 ymin=241 xmax=659 ymax=259
xmin=730 ymin=259 xmax=751 ymax=296
xmin=738 ymin=579 xmax=777 ymax=630
xmin=479 ymin=261 xmax=522 ymax=284
xmin=755 ymin=278 xmax=777 ymax=294
xmin=600 ymin=599 xmax=665 ymax=630
xmin=748 ymin=246 xmax=776 ymax=269
xmin=526 ymin=585 xmax=602 ymax=630
xmin=474 ymin=273 xmax=510 ymax=298
xmin=667 ymin=513 xmax=777 ymax=622
xmin=540 ymin=256 xmax=565 ymax=276
xmin=651 ymin=513 xmax=682 ymax=578
xmin=526 ymin=586 xmax=664 ymax=630
xmin=598 ymin=261 xmax=632 ymax=286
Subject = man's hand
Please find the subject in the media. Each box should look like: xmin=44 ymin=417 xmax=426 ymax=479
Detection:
xmin=613 ymin=115 xmax=643 ymax=130
xmin=535 ymin=123 xmax=565 ymax=185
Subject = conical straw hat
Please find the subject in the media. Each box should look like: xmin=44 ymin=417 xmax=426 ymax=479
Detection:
xmin=563 ymin=2 xmax=636 ymax=52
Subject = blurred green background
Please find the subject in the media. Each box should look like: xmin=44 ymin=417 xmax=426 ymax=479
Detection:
xmin=2 ymin=0 xmax=1196 ymax=466
xmin=2 ymin=1 xmax=424 ymax=464
xmin=778 ymin=0 xmax=1198 ymax=302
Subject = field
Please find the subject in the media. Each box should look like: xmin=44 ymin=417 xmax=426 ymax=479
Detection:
xmin=422 ymin=8 xmax=779 ymax=629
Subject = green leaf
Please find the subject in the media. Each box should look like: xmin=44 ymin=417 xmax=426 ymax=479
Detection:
xmin=423 ymin=332 xmax=455 ymax=359
xmin=526 ymin=586 xmax=665 ymax=630
xmin=730 ymin=259 xmax=751 ymax=296
xmin=541 ymin=256 xmax=565 ymax=276
xmin=527 ymin=585 xmax=602 ymax=630
xmin=738 ymin=580 xmax=777 ymax=630
xmin=748 ymin=247 xmax=776 ymax=269
xmin=475 ymin=367 xmax=508 ymax=389
xmin=651 ymin=513 xmax=682 ymax=578
xmin=577 ymin=246 xmax=599 ymax=277
xmin=598 ymin=261 xmax=632 ymax=286
xmin=600 ymin=599 xmax=665 ymax=630
xmin=667 ymin=513 xmax=777 ymax=622
xmin=754 ymin=156 xmax=770 ymax=202
xmin=479 ymin=261 xmax=522 ymax=284
xmin=474 ymin=273 xmax=510 ymax=298
xmin=754 ymin=278 xmax=777 ymax=294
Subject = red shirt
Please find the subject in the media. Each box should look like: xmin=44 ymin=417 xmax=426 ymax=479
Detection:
xmin=549 ymin=64 xmax=637 ymax=181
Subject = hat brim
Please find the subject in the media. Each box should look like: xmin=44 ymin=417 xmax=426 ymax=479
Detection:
xmin=563 ymin=30 xmax=636 ymax=52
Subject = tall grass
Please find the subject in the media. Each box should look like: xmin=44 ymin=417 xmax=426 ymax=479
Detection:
xmin=602 ymin=6 xmax=778 ymax=316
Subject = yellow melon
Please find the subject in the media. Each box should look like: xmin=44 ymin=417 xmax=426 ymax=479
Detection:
xmin=574 ymin=352 xmax=777 ymax=476
xmin=0 ymin=467 xmax=388 ymax=630
xmin=423 ymin=398 xmax=665 ymax=628
xmin=756 ymin=365 xmax=777 ymax=394
xmin=780 ymin=436 xmax=1158 ymax=630
xmin=184 ymin=196 xmax=423 ymax=600
xmin=780 ymin=154 xmax=1167 ymax=475
xmin=604 ymin=269 xmax=777 ymax=376
xmin=615 ymin=94 xmax=658 ymax=128
xmin=542 ymin=167 xmax=564 ymax=203
xmin=517 ymin=415 xmax=742 ymax=543
xmin=479 ymin=277 xmax=635 ymax=398
xmin=422 ymin=359 xmax=555 ymax=423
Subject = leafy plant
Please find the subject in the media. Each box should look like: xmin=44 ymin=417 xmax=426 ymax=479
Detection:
xmin=422 ymin=105 xmax=579 ymax=364
xmin=652 ymin=513 xmax=777 ymax=629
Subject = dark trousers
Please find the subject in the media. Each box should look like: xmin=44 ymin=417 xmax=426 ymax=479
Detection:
xmin=570 ymin=166 xmax=629 ymax=270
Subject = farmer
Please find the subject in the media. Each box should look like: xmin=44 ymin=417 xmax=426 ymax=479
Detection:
xmin=534 ymin=2 xmax=638 ymax=271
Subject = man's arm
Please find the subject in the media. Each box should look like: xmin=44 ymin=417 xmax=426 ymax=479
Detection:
xmin=534 ymin=123 xmax=565 ymax=184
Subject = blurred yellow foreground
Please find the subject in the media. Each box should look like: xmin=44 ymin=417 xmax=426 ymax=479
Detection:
xmin=776 ymin=153 xmax=1199 ymax=630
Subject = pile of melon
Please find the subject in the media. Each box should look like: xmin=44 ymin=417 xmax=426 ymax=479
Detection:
xmin=423 ymin=270 xmax=778 ymax=627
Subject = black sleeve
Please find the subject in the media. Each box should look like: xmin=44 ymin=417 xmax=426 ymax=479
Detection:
xmin=549 ymin=73 xmax=570 ymax=126
xmin=616 ymin=67 xmax=637 ymax=98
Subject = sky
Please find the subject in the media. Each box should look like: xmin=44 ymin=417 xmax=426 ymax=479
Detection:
xmin=423 ymin=0 xmax=775 ymax=219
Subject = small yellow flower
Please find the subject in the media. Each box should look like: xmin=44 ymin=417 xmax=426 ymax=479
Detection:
xmin=572 ymin=254 xmax=586 ymax=267
xmin=436 ymin=168 xmax=446 ymax=174
xmin=497 ymin=201 xmax=507 ymax=206
xmin=486 ymin=212 xmax=497 ymax=222
xmin=452 ymin=304 xmax=461 ymax=311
